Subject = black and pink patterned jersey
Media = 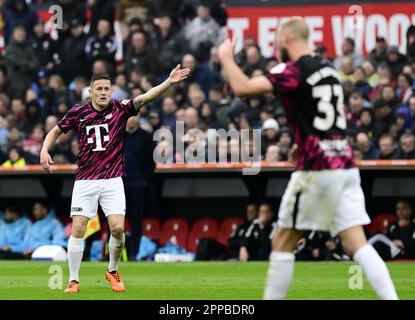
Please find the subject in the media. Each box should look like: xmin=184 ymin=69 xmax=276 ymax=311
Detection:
xmin=57 ymin=99 xmax=138 ymax=180
xmin=266 ymin=55 xmax=355 ymax=171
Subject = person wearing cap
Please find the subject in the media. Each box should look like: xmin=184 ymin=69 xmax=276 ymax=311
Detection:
xmin=369 ymin=37 xmax=388 ymax=66
xmin=387 ymin=46 xmax=407 ymax=79
xmin=31 ymin=18 xmax=59 ymax=73
xmin=58 ymin=19 xmax=88 ymax=84
xmin=261 ymin=118 xmax=279 ymax=156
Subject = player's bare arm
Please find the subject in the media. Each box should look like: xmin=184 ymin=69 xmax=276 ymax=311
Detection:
xmin=133 ymin=64 xmax=190 ymax=110
xmin=218 ymin=37 xmax=273 ymax=97
xmin=40 ymin=125 xmax=63 ymax=173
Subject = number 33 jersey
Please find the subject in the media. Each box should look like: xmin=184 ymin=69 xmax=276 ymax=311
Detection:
xmin=266 ymin=55 xmax=355 ymax=171
xmin=57 ymin=99 xmax=138 ymax=180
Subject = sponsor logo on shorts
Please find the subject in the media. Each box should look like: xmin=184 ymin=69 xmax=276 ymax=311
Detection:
xmin=71 ymin=207 xmax=83 ymax=212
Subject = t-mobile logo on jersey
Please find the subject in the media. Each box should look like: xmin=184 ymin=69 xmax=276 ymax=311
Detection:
xmin=86 ymin=124 xmax=109 ymax=151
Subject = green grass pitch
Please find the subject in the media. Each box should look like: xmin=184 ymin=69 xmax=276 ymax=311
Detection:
xmin=0 ymin=261 xmax=414 ymax=300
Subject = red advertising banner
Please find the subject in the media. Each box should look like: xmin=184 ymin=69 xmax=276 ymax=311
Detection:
xmin=227 ymin=3 xmax=415 ymax=58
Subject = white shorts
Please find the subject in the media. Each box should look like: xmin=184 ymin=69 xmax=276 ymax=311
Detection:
xmin=277 ymin=168 xmax=371 ymax=236
xmin=70 ymin=177 xmax=126 ymax=219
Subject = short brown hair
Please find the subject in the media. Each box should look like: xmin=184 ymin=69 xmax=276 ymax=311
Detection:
xmin=90 ymin=73 xmax=110 ymax=86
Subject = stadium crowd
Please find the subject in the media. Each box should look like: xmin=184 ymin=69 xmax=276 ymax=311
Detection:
xmin=1 ymin=0 xmax=415 ymax=166
xmin=1 ymin=0 xmax=415 ymax=261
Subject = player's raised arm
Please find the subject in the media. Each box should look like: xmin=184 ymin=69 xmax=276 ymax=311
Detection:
xmin=218 ymin=37 xmax=273 ymax=97
xmin=133 ymin=64 xmax=190 ymax=110
xmin=40 ymin=125 xmax=63 ymax=173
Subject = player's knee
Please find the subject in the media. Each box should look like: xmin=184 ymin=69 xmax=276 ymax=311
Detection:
xmin=71 ymin=224 xmax=86 ymax=238
xmin=110 ymin=226 xmax=124 ymax=238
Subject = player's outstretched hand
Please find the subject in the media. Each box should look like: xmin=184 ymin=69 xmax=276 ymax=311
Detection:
xmin=169 ymin=64 xmax=191 ymax=83
xmin=40 ymin=149 xmax=54 ymax=173
xmin=218 ymin=36 xmax=236 ymax=61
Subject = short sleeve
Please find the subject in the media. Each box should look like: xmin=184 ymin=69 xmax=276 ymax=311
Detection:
xmin=57 ymin=106 xmax=78 ymax=134
xmin=119 ymin=99 xmax=138 ymax=116
xmin=265 ymin=62 xmax=301 ymax=95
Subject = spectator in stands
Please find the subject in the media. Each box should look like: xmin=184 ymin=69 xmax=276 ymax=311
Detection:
xmin=369 ymin=200 xmax=415 ymax=260
xmin=124 ymin=31 xmax=160 ymax=77
xmin=87 ymin=0 xmax=116 ymax=37
xmin=381 ymin=84 xmax=400 ymax=109
xmin=347 ymin=92 xmax=365 ymax=128
xmin=3 ymin=0 xmax=38 ymax=45
xmin=31 ymin=18 xmax=59 ymax=74
xmin=333 ymin=37 xmax=364 ymax=70
xmin=395 ymin=132 xmax=415 ymax=159
xmin=239 ymin=203 xmax=275 ymax=261
xmin=22 ymin=124 xmax=44 ymax=164
xmin=235 ymin=35 xmax=257 ymax=67
xmin=355 ymin=131 xmax=379 ymax=160
xmin=150 ymin=13 xmax=187 ymax=76
xmin=0 ymin=67 xmax=13 ymax=98
xmin=2 ymin=146 xmax=26 ymax=167
xmin=373 ymin=99 xmax=396 ymax=143
xmin=387 ymin=46 xmax=406 ymax=79
xmin=353 ymin=66 xmax=372 ymax=100
xmin=361 ymin=60 xmax=379 ymax=88
xmin=389 ymin=106 xmax=412 ymax=142
xmin=377 ymin=134 xmax=398 ymax=159
xmin=338 ymin=56 xmax=355 ymax=82
xmin=0 ymin=204 xmax=31 ymax=260
xmin=357 ymin=108 xmax=375 ymax=139
xmin=242 ymin=45 xmax=267 ymax=77
xmin=228 ymin=203 xmax=258 ymax=259
xmin=261 ymin=118 xmax=279 ymax=156
xmin=369 ymin=37 xmax=388 ymax=67
xmin=407 ymin=25 xmax=415 ymax=64
xmin=23 ymin=201 xmax=66 ymax=257
xmin=181 ymin=53 xmax=213 ymax=97
xmin=3 ymin=126 xmax=23 ymax=152
xmin=85 ymin=19 xmax=117 ymax=69
xmin=59 ymin=19 xmax=88 ymax=84
xmin=124 ymin=115 xmax=156 ymax=260
xmin=183 ymin=2 xmax=222 ymax=63
xmin=5 ymin=26 xmax=40 ymax=96
xmin=277 ymin=128 xmax=293 ymax=161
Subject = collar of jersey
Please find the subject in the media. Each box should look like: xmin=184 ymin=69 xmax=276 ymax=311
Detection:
xmin=88 ymin=100 xmax=113 ymax=114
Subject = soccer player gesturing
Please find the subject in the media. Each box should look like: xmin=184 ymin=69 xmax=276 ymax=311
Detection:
xmin=219 ymin=17 xmax=397 ymax=300
xmin=40 ymin=65 xmax=190 ymax=293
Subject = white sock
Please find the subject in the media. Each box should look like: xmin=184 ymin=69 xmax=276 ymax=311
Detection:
xmin=353 ymin=244 xmax=398 ymax=300
xmin=108 ymin=234 xmax=125 ymax=273
xmin=67 ymin=236 xmax=84 ymax=283
xmin=264 ymin=252 xmax=295 ymax=300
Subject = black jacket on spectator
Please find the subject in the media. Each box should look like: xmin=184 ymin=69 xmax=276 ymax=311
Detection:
xmin=59 ymin=32 xmax=88 ymax=84
xmin=240 ymin=219 xmax=274 ymax=261
xmin=228 ymin=219 xmax=252 ymax=259
xmin=31 ymin=34 xmax=60 ymax=72
xmin=150 ymin=27 xmax=188 ymax=76
xmin=85 ymin=34 xmax=116 ymax=65
xmin=387 ymin=219 xmax=415 ymax=259
xmin=388 ymin=54 xmax=407 ymax=79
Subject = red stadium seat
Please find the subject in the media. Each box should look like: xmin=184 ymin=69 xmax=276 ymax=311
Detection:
xmin=142 ymin=218 xmax=161 ymax=240
xmin=217 ymin=217 xmax=244 ymax=246
xmin=187 ymin=218 xmax=219 ymax=253
xmin=365 ymin=214 xmax=397 ymax=236
xmin=159 ymin=218 xmax=189 ymax=248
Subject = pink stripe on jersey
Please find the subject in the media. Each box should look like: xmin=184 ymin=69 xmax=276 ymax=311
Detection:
xmin=57 ymin=99 xmax=138 ymax=180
